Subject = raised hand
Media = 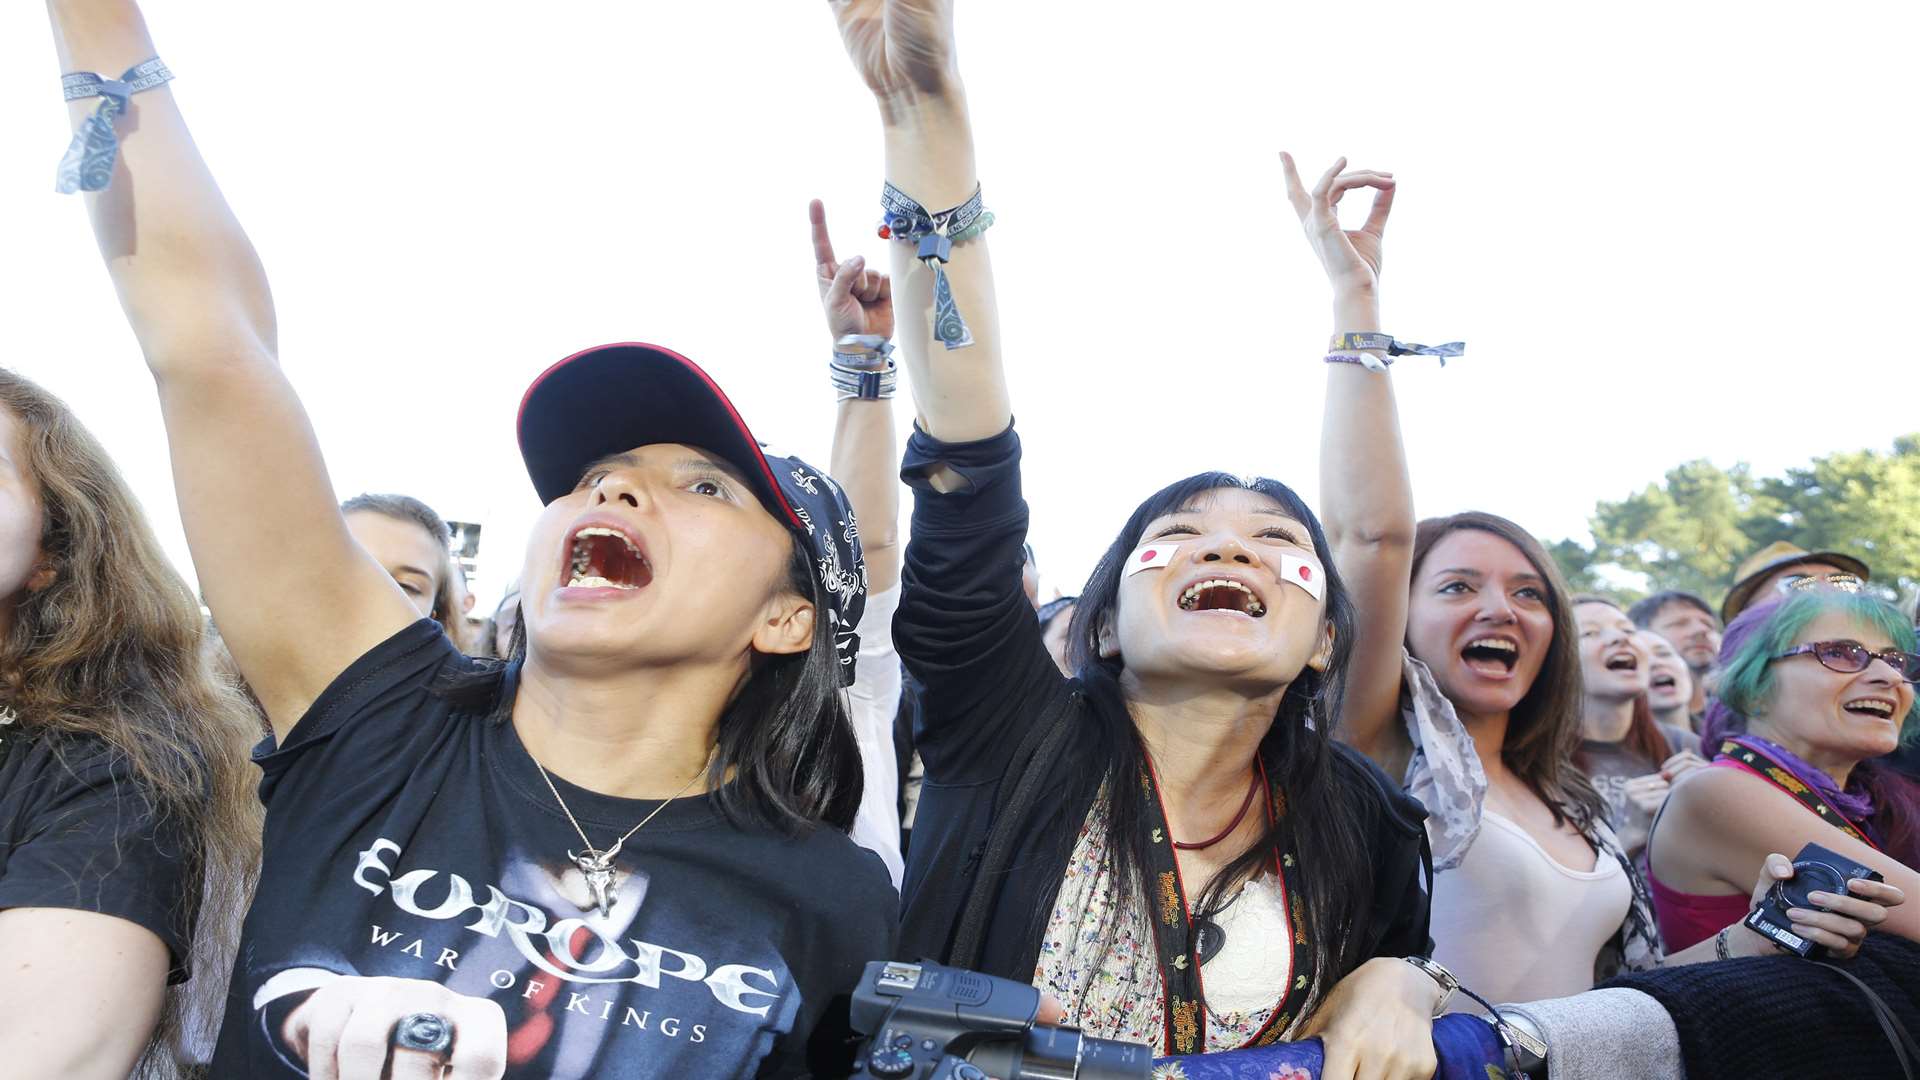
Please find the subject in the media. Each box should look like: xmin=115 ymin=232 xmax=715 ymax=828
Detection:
xmin=811 ymin=199 xmax=894 ymax=343
xmin=828 ymin=0 xmax=958 ymax=102
xmin=1281 ymin=153 xmax=1396 ymax=296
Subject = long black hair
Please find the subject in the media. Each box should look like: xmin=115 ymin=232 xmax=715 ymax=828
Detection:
xmin=1059 ymin=472 xmax=1376 ymax=1007
xmin=437 ymin=529 xmax=863 ymax=834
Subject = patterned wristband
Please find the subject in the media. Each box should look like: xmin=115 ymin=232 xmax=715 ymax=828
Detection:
xmin=1325 ymin=352 xmax=1391 ymax=372
xmin=56 ymin=57 xmax=173 ymax=194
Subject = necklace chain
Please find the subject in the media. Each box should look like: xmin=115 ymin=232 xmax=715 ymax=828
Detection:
xmin=532 ymin=746 xmax=714 ymax=858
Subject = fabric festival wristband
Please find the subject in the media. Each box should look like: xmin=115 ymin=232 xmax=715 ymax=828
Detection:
xmin=55 ymin=57 xmax=174 ymax=194
xmin=1329 ymin=331 xmax=1466 ymax=364
xmin=879 ymin=181 xmax=995 ymax=350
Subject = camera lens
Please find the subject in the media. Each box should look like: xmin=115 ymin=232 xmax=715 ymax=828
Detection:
xmin=1073 ymin=1035 xmax=1154 ymax=1078
xmin=1778 ymin=861 xmax=1847 ymax=910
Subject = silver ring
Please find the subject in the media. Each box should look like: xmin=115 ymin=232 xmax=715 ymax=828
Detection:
xmin=392 ymin=1011 xmax=454 ymax=1055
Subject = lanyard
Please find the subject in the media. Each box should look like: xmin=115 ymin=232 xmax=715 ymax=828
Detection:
xmin=1137 ymin=752 xmax=1313 ymax=1055
xmin=1715 ymin=737 xmax=1880 ymax=850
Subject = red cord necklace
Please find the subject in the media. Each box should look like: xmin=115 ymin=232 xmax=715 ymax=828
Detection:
xmin=1172 ymin=766 xmax=1261 ymax=851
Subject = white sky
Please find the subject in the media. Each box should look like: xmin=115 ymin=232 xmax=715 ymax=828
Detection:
xmin=4 ymin=2 xmax=1917 ymax=610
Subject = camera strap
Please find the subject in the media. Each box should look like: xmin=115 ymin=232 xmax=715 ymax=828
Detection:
xmin=1814 ymin=960 xmax=1920 ymax=1079
xmin=1137 ymin=752 xmax=1313 ymax=1056
xmin=1714 ymin=738 xmax=1881 ymax=850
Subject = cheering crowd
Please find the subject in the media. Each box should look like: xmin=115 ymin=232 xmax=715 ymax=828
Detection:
xmin=6 ymin=1 xmax=1919 ymax=1078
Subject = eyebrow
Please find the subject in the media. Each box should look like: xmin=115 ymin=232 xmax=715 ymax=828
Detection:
xmin=394 ymin=565 xmax=435 ymax=581
xmin=1163 ymin=505 xmax=1304 ymax=524
xmin=1432 ymin=567 xmax=1546 ymax=586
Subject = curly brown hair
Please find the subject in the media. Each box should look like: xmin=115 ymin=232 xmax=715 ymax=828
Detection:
xmin=0 ymin=370 xmax=262 ymax=1075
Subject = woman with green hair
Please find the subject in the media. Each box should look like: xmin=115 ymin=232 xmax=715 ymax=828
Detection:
xmin=1647 ymin=589 xmax=1919 ymax=952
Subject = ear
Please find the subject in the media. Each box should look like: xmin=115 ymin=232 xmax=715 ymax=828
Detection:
xmin=24 ymin=564 xmax=56 ymax=592
xmin=1305 ymin=621 xmax=1336 ymax=673
xmin=1095 ymin=610 xmax=1120 ymax=661
xmin=752 ymin=593 xmax=816 ymax=657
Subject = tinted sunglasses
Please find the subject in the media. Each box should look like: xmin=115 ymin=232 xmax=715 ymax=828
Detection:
xmin=1777 ymin=571 xmax=1865 ymax=595
xmin=1773 ymin=640 xmax=1920 ymax=683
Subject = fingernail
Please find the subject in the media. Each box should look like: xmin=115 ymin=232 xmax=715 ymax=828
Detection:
xmin=1807 ymin=892 xmax=1833 ymax=905
xmin=1786 ymin=909 xmax=1813 ymax=920
xmin=848 ymin=256 xmax=864 ymax=269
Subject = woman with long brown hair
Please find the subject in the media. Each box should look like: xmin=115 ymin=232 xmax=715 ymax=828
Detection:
xmin=0 ymin=369 xmax=262 ymax=1077
xmin=1306 ymin=143 xmax=1901 ymax=1006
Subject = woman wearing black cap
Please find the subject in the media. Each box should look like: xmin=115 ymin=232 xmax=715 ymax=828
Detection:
xmin=827 ymin=3 xmax=1444 ymax=1077
xmin=48 ymin=2 xmax=893 ymax=1077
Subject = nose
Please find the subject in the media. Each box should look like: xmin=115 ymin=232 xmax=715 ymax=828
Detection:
xmin=1474 ymin=588 xmax=1517 ymax=624
xmin=591 ymin=471 xmax=649 ymax=511
xmin=1861 ymin=655 xmax=1905 ymax=685
xmin=1195 ymin=531 xmax=1262 ymax=567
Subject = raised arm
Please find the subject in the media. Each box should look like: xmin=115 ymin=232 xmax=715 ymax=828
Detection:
xmin=829 ymin=0 xmax=1008 ymax=483
xmin=46 ymin=0 xmax=417 ymax=738
xmin=813 ymin=199 xmax=902 ymax=596
xmin=1284 ymin=153 xmax=1417 ymax=769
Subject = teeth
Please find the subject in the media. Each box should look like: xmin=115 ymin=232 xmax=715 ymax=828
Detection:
xmin=1847 ymin=700 xmax=1894 ymax=717
xmin=1466 ymin=638 xmax=1517 ymax=653
xmin=567 ymin=574 xmax=637 ymax=590
xmin=1177 ymin=579 xmax=1264 ymax=616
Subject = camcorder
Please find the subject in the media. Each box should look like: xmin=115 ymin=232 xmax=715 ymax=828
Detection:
xmin=1744 ymin=841 xmax=1884 ymax=958
xmin=848 ymin=960 xmax=1153 ymax=1080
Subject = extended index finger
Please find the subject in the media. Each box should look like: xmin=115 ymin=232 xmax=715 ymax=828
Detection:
xmin=1279 ymin=151 xmax=1311 ymax=217
xmin=809 ymin=199 xmax=838 ymax=272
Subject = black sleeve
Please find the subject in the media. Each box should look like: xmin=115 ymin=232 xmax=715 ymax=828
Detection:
xmin=1331 ymin=745 xmax=1432 ymax=959
xmin=253 ymin=618 xmax=461 ymax=808
xmin=895 ymin=424 xmax=1067 ymax=783
xmin=0 ymin=740 xmax=195 ymax=982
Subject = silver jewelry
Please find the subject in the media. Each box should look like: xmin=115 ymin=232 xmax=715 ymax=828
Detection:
xmin=392 ymin=1012 xmax=454 ymax=1055
xmin=531 ymin=748 xmax=713 ymax=918
xmin=1400 ymin=954 xmax=1460 ymax=1018
xmin=1715 ymin=926 xmax=1733 ymax=961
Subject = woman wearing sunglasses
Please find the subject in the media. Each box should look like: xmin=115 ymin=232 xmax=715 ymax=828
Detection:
xmin=1647 ymin=590 xmax=1920 ymax=951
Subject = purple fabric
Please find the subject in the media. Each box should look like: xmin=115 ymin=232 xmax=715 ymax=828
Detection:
xmin=1727 ymin=733 xmax=1877 ymax=825
xmin=1145 ymin=1016 xmax=1510 ymax=1079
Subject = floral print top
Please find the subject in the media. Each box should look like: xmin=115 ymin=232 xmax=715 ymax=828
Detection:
xmin=1032 ymin=790 xmax=1302 ymax=1053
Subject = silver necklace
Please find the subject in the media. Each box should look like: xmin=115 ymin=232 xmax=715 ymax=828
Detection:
xmin=531 ymin=747 xmax=713 ymax=918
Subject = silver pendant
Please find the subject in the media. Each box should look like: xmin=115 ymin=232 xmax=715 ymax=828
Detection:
xmin=568 ymin=840 xmax=624 ymax=918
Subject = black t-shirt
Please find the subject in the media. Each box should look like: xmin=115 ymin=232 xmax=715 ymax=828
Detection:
xmin=0 ymin=729 xmax=194 ymax=980
xmin=892 ymin=424 xmax=1431 ymax=983
xmin=211 ymin=622 xmax=897 ymax=1079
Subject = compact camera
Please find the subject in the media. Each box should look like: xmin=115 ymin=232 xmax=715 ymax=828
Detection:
xmin=1744 ymin=841 xmax=1885 ymax=958
xmin=848 ymin=960 xmax=1152 ymax=1080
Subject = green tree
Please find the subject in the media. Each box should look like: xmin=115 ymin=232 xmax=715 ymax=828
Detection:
xmin=1555 ymin=435 xmax=1920 ymax=607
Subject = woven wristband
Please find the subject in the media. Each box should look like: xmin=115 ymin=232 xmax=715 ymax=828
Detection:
xmin=56 ymin=57 xmax=173 ymax=194
xmin=878 ymin=182 xmax=994 ymax=350
xmin=1329 ymin=332 xmax=1467 ymax=365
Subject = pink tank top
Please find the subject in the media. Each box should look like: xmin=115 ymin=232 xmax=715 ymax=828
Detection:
xmin=1646 ymin=868 xmax=1748 ymax=952
xmin=1645 ymin=758 xmax=1761 ymax=952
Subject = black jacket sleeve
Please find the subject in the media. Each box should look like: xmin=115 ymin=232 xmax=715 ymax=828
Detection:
xmin=895 ymin=424 xmax=1067 ymax=784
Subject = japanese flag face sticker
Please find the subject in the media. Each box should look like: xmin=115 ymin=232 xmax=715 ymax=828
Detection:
xmin=1125 ymin=541 xmax=1180 ymax=577
xmin=1280 ymin=553 xmax=1325 ymax=600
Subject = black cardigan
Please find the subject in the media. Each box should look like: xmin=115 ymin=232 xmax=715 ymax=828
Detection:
xmin=892 ymin=423 xmax=1431 ymax=985
xmin=1606 ymin=932 xmax=1920 ymax=1078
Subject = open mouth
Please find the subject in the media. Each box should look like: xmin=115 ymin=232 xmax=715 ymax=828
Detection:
xmin=1177 ymin=579 xmax=1266 ymax=617
xmin=1460 ymin=636 xmax=1518 ymax=675
xmin=565 ymin=526 xmax=653 ymax=591
xmin=1651 ymin=673 xmax=1678 ymax=691
xmin=1844 ymin=698 xmax=1897 ymax=721
xmin=1604 ymin=651 xmax=1640 ymax=674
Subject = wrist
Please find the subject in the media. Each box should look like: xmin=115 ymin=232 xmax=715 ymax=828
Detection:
xmin=1331 ymin=291 xmax=1381 ymax=337
xmin=875 ymin=80 xmax=968 ymax=129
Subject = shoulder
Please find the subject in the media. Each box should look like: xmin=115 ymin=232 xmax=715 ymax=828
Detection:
xmin=1663 ymin=762 xmax=1779 ymax=829
xmin=273 ymin=619 xmax=470 ymax=750
xmin=762 ymin=825 xmax=898 ymax=927
xmin=0 ymin=731 xmax=153 ymax=814
xmin=1327 ymin=740 xmax=1427 ymax=838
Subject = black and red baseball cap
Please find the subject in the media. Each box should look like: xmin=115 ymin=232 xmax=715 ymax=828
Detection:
xmin=517 ymin=343 xmax=867 ymax=684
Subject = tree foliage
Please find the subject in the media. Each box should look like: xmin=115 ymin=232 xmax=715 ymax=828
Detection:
xmin=1551 ymin=435 xmax=1920 ymax=608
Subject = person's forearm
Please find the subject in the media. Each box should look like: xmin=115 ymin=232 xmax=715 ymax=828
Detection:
xmin=832 ymin=398 xmax=902 ymax=595
xmin=1318 ymin=284 xmax=1413 ymax=549
xmin=47 ymin=0 xmax=277 ymax=370
xmin=876 ymin=90 xmax=1009 ymax=447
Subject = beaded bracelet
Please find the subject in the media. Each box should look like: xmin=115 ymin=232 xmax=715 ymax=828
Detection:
xmin=55 ymin=57 xmax=173 ymax=194
xmin=1325 ymin=352 xmax=1391 ymax=373
xmin=879 ymin=182 xmax=995 ymax=351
